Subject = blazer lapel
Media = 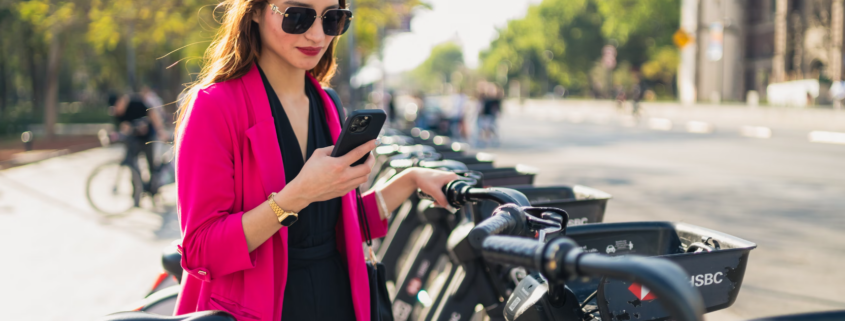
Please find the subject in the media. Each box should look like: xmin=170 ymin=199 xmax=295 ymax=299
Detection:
xmin=243 ymin=64 xmax=287 ymax=197
xmin=307 ymin=74 xmax=342 ymax=142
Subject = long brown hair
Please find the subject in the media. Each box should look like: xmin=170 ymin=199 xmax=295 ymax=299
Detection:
xmin=176 ymin=0 xmax=344 ymax=134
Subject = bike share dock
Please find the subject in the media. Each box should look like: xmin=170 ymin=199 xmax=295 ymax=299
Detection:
xmin=565 ymin=222 xmax=757 ymax=321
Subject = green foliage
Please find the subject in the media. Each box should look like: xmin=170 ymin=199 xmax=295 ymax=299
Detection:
xmin=349 ymin=0 xmax=429 ymax=59
xmin=1 ymin=0 xmax=423 ymax=129
xmin=595 ymin=0 xmax=680 ymax=47
xmin=411 ymin=42 xmax=464 ymax=91
xmin=479 ymin=0 xmax=680 ymax=98
xmin=642 ymin=46 xmax=680 ymax=84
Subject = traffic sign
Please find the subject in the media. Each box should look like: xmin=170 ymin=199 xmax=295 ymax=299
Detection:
xmin=673 ymin=29 xmax=693 ymax=48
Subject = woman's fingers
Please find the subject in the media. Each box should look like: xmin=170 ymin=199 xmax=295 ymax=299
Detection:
xmin=348 ymin=154 xmax=375 ymax=177
xmin=418 ymin=169 xmax=459 ymax=208
xmin=339 ymin=140 xmax=377 ymax=166
xmin=430 ymin=188 xmax=450 ymax=209
xmin=314 ymin=145 xmax=334 ymax=156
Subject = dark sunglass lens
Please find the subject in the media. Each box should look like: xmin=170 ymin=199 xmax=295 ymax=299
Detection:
xmin=323 ymin=10 xmax=352 ymax=36
xmin=282 ymin=7 xmax=317 ymax=34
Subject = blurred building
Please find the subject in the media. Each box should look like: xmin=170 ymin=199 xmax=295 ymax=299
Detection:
xmin=678 ymin=0 xmax=844 ymax=106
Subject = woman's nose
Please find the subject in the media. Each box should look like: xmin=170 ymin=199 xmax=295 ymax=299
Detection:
xmin=304 ymin=16 xmax=326 ymax=42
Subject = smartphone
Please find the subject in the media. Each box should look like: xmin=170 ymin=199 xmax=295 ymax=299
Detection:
xmin=331 ymin=109 xmax=387 ymax=166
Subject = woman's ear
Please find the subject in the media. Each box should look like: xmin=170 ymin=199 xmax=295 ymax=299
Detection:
xmin=251 ymin=6 xmax=263 ymax=24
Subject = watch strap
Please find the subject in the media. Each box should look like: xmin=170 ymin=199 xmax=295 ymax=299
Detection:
xmin=268 ymin=192 xmax=298 ymax=226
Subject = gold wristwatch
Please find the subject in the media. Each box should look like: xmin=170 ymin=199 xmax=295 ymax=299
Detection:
xmin=268 ymin=192 xmax=298 ymax=226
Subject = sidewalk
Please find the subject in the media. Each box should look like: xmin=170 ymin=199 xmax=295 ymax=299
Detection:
xmin=0 ymin=147 xmax=178 ymax=320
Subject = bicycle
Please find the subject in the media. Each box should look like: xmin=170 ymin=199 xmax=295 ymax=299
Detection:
xmin=86 ymin=122 xmax=175 ymax=216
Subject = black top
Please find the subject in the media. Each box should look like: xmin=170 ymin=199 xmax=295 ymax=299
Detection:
xmin=257 ymin=65 xmax=355 ymax=321
xmin=117 ymin=97 xmax=154 ymax=140
xmin=118 ymin=97 xmax=149 ymax=123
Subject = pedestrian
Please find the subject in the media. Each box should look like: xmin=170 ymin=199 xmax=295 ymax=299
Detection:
xmin=387 ymin=90 xmax=396 ymax=126
xmin=172 ymin=1 xmax=457 ymax=321
xmin=476 ymin=83 xmax=501 ymax=147
xmin=631 ymin=74 xmax=644 ymax=117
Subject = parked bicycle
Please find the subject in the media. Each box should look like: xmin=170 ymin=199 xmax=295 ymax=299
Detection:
xmin=86 ymin=123 xmax=174 ymax=216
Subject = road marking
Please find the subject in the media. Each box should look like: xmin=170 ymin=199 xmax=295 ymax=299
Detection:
xmin=740 ymin=126 xmax=772 ymax=138
xmin=648 ymin=118 xmax=673 ymax=131
xmin=686 ymin=121 xmax=714 ymax=134
xmin=808 ymin=131 xmax=845 ymax=145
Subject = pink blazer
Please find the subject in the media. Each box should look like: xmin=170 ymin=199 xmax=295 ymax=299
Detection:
xmin=174 ymin=64 xmax=388 ymax=321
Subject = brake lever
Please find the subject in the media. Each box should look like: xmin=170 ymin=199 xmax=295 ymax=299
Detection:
xmin=526 ymin=216 xmax=562 ymax=243
xmin=522 ymin=207 xmax=569 ymax=242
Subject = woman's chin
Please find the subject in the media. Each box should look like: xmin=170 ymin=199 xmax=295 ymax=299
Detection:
xmin=294 ymin=57 xmax=323 ymax=71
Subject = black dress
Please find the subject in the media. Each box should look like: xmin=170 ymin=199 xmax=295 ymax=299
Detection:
xmin=257 ymin=66 xmax=356 ymax=321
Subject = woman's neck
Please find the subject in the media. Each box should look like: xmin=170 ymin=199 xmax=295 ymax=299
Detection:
xmin=257 ymin=50 xmax=307 ymax=96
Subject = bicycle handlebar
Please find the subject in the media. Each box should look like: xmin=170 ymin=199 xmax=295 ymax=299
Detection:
xmin=480 ymin=236 xmax=706 ymax=321
xmin=468 ymin=204 xmax=527 ymax=249
xmin=419 ymin=179 xmax=532 ymax=208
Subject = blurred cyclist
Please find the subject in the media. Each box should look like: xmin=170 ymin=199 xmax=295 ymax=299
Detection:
xmin=108 ymin=93 xmax=169 ymax=205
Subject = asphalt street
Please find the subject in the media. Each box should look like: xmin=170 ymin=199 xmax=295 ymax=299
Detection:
xmin=484 ymin=103 xmax=845 ymax=320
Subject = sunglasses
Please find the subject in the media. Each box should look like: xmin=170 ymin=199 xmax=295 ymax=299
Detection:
xmin=270 ymin=4 xmax=353 ymax=36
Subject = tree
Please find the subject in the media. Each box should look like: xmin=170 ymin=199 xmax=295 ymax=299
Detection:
xmin=0 ymin=0 xmax=430 ymax=139
xmin=478 ymin=0 xmax=681 ymax=98
xmin=17 ymin=0 xmax=80 ymax=139
xmin=410 ymin=42 xmax=464 ymax=92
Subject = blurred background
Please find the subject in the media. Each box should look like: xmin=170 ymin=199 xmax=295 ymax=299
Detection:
xmin=1 ymin=0 xmax=844 ymax=320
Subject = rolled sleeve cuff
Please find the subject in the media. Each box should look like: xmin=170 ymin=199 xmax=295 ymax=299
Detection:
xmin=361 ymin=191 xmax=389 ymax=239
xmin=180 ymin=211 xmax=256 ymax=282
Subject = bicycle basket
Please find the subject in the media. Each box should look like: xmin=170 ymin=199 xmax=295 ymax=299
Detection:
xmin=564 ymin=221 xmax=756 ymax=321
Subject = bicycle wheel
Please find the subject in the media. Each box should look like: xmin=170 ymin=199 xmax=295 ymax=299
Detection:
xmin=86 ymin=160 xmax=143 ymax=215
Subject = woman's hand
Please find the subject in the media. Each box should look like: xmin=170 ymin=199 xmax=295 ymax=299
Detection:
xmin=411 ymin=168 xmax=459 ymax=208
xmin=280 ymin=140 xmax=377 ymax=211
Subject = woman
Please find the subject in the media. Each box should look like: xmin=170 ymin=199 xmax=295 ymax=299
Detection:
xmin=173 ymin=0 xmax=457 ymax=320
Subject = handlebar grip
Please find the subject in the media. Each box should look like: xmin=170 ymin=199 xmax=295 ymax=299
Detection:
xmin=481 ymin=236 xmax=542 ymax=269
xmin=468 ymin=213 xmax=518 ymax=249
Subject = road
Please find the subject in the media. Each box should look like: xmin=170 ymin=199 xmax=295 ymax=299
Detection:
xmin=1 ymin=99 xmax=843 ymax=320
xmin=483 ymin=101 xmax=845 ymax=319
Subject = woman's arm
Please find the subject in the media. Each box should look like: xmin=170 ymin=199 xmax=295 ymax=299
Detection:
xmin=177 ymin=92 xmax=258 ymax=281
xmin=375 ymin=168 xmax=459 ymax=215
xmin=241 ymin=141 xmax=378 ymax=251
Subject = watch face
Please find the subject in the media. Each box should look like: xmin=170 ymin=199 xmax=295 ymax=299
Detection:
xmin=281 ymin=215 xmax=298 ymax=226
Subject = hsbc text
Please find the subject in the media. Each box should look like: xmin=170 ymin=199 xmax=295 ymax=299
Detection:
xmin=690 ymin=272 xmax=723 ymax=287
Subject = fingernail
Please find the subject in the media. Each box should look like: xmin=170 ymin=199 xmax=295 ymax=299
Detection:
xmin=375 ymin=138 xmax=381 ymax=146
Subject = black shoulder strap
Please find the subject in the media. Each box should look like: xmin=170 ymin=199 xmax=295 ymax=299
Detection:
xmin=323 ymin=87 xmax=345 ymax=125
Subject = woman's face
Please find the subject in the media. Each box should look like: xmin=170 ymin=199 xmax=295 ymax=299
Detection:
xmin=255 ymin=0 xmax=339 ymax=70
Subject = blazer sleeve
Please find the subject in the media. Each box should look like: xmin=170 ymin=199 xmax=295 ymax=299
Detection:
xmin=176 ymin=89 xmax=255 ymax=282
xmin=360 ymin=190 xmax=389 ymax=240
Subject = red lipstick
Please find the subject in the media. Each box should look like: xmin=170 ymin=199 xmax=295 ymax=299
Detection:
xmin=297 ymin=47 xmax=322 ymax=56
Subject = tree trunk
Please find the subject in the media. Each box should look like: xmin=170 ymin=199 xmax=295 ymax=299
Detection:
xmin=26 ymin=27 xmax=43 ymax=120
xmin=0 ymin=41 xmax=7 ymax=114
xmin=44 ymin=31 xmax=64 ymax=140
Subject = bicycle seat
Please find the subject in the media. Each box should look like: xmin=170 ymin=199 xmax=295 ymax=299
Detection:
xmin=99 ymin=311 xmax=235 ymax=321
xmin=162 ymin=240 xmax=183 ymax=283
